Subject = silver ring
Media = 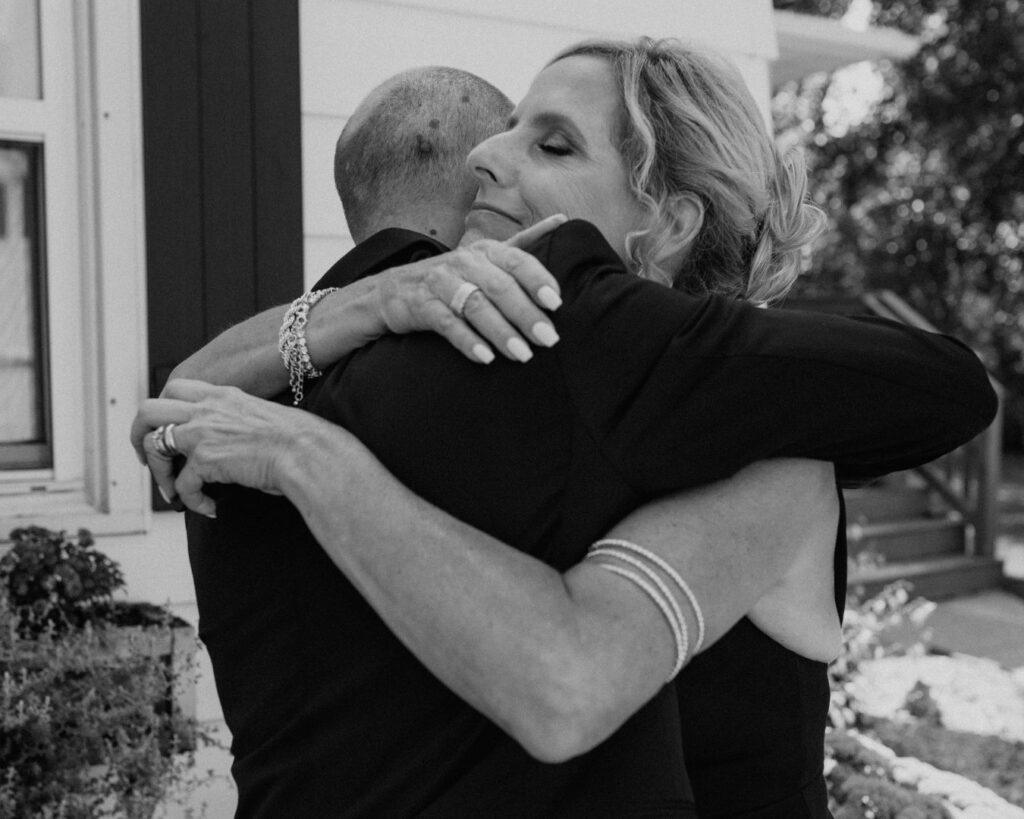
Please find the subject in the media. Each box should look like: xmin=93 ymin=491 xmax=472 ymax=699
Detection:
xmin=163 ymin=422 xmax=181 ymax=456
xmin=449 ymin=282 xmax=482 ymax=319
xmin=151 ymin=424 xmax=181 ymax=459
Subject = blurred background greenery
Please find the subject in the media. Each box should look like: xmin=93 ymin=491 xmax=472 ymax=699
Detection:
xmin=772 ymin=0 xmax=1023 ymax=448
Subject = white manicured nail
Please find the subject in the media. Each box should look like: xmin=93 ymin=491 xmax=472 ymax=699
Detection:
xmin=158 ymin=486 xmax=172 ymax=504
xmin=537 ymin=286 xmax=562 ymax=310
xmin=506 ymin=337 xmax=533 ymax=362
xmin=472 ymin=344 xmax=496 ymax=364
xmin=532 ymin=322 xmax=559 ymax=347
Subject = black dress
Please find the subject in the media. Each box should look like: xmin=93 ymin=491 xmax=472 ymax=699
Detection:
xmin=675 ymin=494 xmax=847 ymax=817
xmin=188 ymin=220 xmax=995 ymax=817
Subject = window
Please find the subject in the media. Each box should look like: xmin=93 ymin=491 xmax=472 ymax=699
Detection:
xmin=0 ymin=141 xmax=50 ymax=470
xmin=0 ymin=2 xmax=150 ymax=534
xmin=0 ymin=0 xmax=42 ymax=100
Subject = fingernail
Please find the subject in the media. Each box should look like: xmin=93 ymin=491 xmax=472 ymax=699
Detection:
xmin=532 ymin=322 xmax=559 ymax=347
xmin=158 ymin=486 xmax=172 ymax=504
xmin=472 ymin=344 xmax=496 ymax=364
xmin=537 ymin=286 xmax=562 ymax=310
xmin=506 ymin=337 xmax=533 ymax=362
xmin=201 ymin=505 xmax=217 ymax=519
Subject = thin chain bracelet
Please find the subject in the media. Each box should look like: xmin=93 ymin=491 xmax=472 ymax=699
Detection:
xmin=279 ymin=287 xmax=340 ymax=405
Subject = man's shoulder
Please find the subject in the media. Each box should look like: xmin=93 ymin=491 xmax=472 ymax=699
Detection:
xmin=525 ymin=220 xmax=624 ymax=287
xmin=313 ymin=228 xmax=448 ymax=291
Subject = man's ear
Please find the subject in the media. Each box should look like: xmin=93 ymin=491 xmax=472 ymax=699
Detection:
xmin=656 ymin=192 xmax=705 ymax=273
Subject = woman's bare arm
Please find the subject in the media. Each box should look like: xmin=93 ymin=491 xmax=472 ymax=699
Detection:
xmin=135 ymin=381 xmax=836 ymax=763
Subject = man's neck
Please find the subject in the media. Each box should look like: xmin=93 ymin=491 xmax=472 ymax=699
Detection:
xmin=367 ymin=206 xmax=465 ymax=248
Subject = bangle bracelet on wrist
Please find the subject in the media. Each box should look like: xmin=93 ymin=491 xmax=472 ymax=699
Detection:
xmin=279 ymin=287 xmax=340 ymax=405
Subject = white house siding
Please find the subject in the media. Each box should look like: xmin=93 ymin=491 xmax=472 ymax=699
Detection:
xmin=298 ymin=0 xmax=779 ymax=286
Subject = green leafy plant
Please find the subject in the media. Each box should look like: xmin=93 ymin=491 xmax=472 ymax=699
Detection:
xmin=0 ymin=526 xmax=125 ymax=635
xmin=0 ymin=527 xmax=206 ymax=817
xmin=827 ymin=730 xmax=952 ymax=819
xmin=0 ymin=590 xmax=198 ymax=817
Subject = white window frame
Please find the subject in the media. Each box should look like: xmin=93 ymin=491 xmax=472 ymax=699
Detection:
xmin=0 ymin=1 xmax=149 ymax=537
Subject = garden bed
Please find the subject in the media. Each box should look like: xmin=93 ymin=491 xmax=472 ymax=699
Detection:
xmin=829 ymin=652 xmax=1024 ymax=816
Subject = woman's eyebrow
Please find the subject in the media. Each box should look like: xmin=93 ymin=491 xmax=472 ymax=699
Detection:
xmin=528 ymin=111 xmax=587 ymax=144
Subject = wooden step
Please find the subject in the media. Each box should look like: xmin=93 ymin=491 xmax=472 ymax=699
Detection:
xmin=1002 ymin=576 xmax=1024 ymax=601
xmin=848 ymin=555 xmax=1003 ymax=601
xmin=844 ymin=486 xmax=933 ymax=522
xmin=847 ymin=517 xmax=965 ymax=561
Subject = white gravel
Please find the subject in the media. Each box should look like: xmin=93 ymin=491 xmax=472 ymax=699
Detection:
xmin=850 ymin=653 xmax=1024 ymax=742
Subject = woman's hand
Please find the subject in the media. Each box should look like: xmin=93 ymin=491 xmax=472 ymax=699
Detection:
xmin=131 ymin=379 xmax=336 ymax=516
xmin=316 ymin=214 xmax=569 ymax=366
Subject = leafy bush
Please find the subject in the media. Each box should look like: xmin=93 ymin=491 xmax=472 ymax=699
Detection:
xmin=0 ymin=526 xmax=125 ymax=635
xmin=0 ymin=527 xmax=202 ymax=817
xmin=866 ymin=718 xmax=1024 ymax=807
xmin=827 ymin=729 xmax=952 ymax=818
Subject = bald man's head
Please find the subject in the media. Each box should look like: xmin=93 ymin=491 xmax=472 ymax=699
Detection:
xmin=334 ymin=67 xmax=513 ymax=245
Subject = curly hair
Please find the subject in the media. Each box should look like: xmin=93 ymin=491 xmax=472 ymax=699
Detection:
xmin=552 ymin=38 xmax=825 ymax=304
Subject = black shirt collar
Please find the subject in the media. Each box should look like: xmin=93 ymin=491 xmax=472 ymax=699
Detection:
xmin=312 ymin=229 xmax=449 ymax=292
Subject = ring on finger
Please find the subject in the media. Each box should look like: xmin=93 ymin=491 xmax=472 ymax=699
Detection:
xmin=151 ymin=423 xmax=181 ymax=459
xmin=450 ymin=282 xmax=482 ymax=319
xmin=164 ymin=423 xmax=181 ymax=456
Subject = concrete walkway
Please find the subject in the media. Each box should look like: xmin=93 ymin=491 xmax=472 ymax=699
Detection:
xmin=926 ymin=587 xmax=1024 ymax=669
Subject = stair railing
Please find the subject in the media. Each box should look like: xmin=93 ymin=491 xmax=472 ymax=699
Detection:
xmin=861 ymin=289 xmax=1004 ymax=558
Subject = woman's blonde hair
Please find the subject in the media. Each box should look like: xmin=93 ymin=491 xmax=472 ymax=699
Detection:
xmin=552 ymin=37 xmax=825 ymax=304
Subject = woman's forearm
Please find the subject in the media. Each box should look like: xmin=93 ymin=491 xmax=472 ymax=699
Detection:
xmin=167 ymin=277 xmax=384 ymax=398
xmin=276 ymin=418 xmax=833 ymax=761
xmin=277 ymin=419 xmax=623 ymax=761
xmin=169 ymin=307 xmax=288 ymax=396
xmin=141 ymin=381 xmax=834 ymax=761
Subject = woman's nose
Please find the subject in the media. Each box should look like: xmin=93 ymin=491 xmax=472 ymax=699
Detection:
xmin=467 ymin=133 xmax=511 ymax=187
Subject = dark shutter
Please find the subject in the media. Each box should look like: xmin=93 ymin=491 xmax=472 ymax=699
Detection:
xmin=141 ymin=0 xmax=302 ymax=398
xmin=140 ymin=0 xmax=302 ymax=507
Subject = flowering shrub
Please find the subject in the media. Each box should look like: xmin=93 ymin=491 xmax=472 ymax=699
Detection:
xmin=0 ymin=526 xmax=125 ymax=635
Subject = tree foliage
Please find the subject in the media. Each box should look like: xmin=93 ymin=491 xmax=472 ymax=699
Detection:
xmin=773 ymin=0 xmax=1024 ymax=446
xmin=774 ymin=0 xmax=854 ymax=18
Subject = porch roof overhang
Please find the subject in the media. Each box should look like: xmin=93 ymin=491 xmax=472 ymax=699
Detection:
xmin=772 ymin=8 xmax=920 ymax=86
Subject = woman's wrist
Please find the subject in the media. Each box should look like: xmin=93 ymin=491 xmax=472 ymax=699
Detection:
xmin=303 ymin=276 xmax=387 ymax=371
xmin=273 ymin=415 xmax=368 ymax=505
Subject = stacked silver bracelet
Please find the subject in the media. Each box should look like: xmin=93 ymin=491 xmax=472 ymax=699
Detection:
xmin=585 ymin=538 xmax=706 ymax=681
xmin=279 ymin=287 xmax=340 ymax=405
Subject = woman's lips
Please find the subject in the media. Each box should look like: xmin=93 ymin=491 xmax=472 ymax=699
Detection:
xmin=469 ymin=203 xmax=523 ymax=225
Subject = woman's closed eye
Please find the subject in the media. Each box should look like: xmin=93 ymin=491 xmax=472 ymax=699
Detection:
xmin=539 ymin=139 xmax=573 ymax=156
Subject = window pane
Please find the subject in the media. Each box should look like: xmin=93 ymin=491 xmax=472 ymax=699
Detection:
xmin=0 ymin=141 xmax=49 ymax=469
xmin=0 ymin=0 xmax=41 ymax=100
